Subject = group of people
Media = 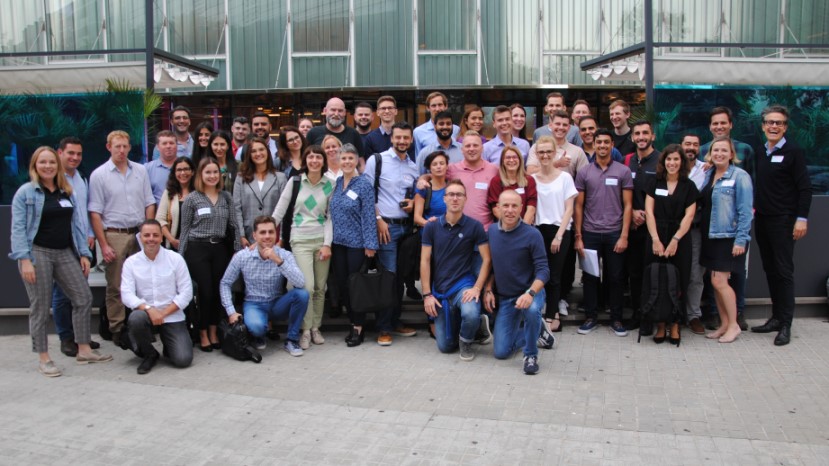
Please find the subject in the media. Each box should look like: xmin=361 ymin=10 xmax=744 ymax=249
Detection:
xmin=9 ymin=91 xmax=812 ymax=377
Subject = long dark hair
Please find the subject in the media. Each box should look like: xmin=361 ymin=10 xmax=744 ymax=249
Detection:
xmin=656 ymin=144 xmax=690 ymax=181
xmin=207 ymin=130 xmax=237 ymax=173
xmin=278 ymin=126 xmax=307 ymax=165
xmin=166 ymin=157 xmax=195 ymax=200
xmin=239 ymin=137 xmax=276 ymax=183
xmin=510 ymin=103 xmax=528 ymax=140
xmin=191 ymin=121 xmax=214 ymax=167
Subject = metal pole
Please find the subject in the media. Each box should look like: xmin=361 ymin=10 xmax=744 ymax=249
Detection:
xmin=644 ymin=0 xmax=654 ymax=107
xmin=145 ymin=0 xmax=154 ymax=90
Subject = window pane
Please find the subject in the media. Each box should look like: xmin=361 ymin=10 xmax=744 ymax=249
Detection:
xmin=0 ymin=1 xmax=46 ymax=65
xmin=354 ymin=0 xmax=413 ymax=86
xmin=293 ymin=56 xmax=349 ymax=87
xmin=293 ymin=0 xmax=349 ymax=52
xmin=481 ymin=0 xmax=539 ymax=85
xmin=417 ymin=0 xmax=475 ymax=50
xmin=228 ymin=0 xmax=289 ymax=89
xmin=47 ymin=0 xmax=103 ymax=59
xmin=418 ymin=55 xmax=475 ymax=86
xmin=167 ymin=0 xmax=226 ymax=56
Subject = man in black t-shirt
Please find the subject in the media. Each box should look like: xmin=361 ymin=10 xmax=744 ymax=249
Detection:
xmin=306 ymin=97 xmax=366 ymax=161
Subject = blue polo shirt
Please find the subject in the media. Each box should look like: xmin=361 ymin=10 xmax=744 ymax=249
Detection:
xmin=422 ymin=214 xmax=488 ymax=294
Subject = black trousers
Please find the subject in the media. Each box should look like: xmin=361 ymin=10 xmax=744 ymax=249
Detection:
xmin=755 ymin=214 xmax=796 ymax=326
xmin=184 ymin=241 xmax=231 ymax=330
xmin=626 ymin=226 xmax=649 ymax=314
xmin=332 ymin=244 xmax=369 ymax=326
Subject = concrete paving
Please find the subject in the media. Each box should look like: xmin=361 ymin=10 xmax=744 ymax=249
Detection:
xmin=1 ymin=316 xmax=828 ymax=465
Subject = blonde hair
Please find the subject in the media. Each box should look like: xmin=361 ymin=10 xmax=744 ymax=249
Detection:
xmin=321 ymin=134 xmax=343 ymax=153
xmin=535 ymin=135 xmax=558 ymax=153
xmin=498 ymin=146 xmax=528 ymax=188
xmin=29 ymin=146 xmax=72 ymax=196
xmin=704 ymin=135 xmax=740 ymax=165
xmin=106 ymin=130 xmax=130 ymax=145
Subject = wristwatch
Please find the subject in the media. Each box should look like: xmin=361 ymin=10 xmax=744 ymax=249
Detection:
xmin=526 ymin=289 xmax=536 ymax=297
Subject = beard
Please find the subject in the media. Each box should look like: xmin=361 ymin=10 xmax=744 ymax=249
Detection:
xmin=327 ymin=115 xmax=344 ymax=128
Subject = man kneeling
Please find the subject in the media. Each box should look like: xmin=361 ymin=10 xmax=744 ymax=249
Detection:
xmin=421 ymin=180 xmax=491 ymax=360
xmin=220 ymin=216 xmax=308 ymax=356
xmin=121 ymin=220 xmax=194 ymax=374
xmin=485 ymin=190 xmax=551 ymax=375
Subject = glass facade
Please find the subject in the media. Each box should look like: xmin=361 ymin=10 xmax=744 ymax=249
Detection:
xmin=3 ymin=0 xmax=826 ymax=90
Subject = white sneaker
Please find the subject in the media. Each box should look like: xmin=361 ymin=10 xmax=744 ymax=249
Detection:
xmin=310 ymin=328 xmax=325 ymax=345
xmin=558 ymin=299 xmax=569 ymax=316
xmin=299 ymin=330 xmax=311 ymax=350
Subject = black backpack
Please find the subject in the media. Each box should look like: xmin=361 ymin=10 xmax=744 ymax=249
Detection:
xmin=638 ymin=261 xmax=682 ymax=342
xmin=218 ymin=317 xmax=262 ymax=363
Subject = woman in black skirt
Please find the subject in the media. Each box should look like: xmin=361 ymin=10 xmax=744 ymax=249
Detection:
xmin=698 ymin=136 xmax=753 ymax=344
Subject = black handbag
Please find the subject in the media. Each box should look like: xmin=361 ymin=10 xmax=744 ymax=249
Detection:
xmin=218 ymin=317 xmax=262 ymax=363
xmin=348 ymin=256 xmax=396 ymax=314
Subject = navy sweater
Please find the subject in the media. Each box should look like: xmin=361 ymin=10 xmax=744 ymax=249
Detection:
xmin=754 ymin=140 xmax=812 ymax=218
xmin=488 ymin=221 xmax=549 ymax=297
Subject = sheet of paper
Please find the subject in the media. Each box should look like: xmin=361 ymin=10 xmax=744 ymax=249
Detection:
xmin=579 ymin=249 xmax=600 ymax=277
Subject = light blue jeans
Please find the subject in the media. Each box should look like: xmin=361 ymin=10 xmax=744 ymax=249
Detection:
xmin=493 ymin=290 xmax=545 ymax=359
xmin=242 ymin=289 xmax=309 ymax=341
xmin=434 ymin=287 xmax=481 ymax=353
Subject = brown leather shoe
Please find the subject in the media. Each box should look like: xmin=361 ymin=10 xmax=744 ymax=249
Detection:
xmin=688 ymin=318 xmax=705 ymax=335
xmin=377 ymin=332 xmax=393 ymax=346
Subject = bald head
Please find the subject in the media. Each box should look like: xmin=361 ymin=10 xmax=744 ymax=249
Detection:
xmin=498 ymin=189 xmax=523 ymax=207
xmin=498 ymin=189 xmax=523 ymax=229
xmin=325 ymin=97 xmax=346 ymax=130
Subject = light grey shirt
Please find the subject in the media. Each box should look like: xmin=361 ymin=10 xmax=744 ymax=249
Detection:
xmin=88 ymin=160 xmax=155 ymax=229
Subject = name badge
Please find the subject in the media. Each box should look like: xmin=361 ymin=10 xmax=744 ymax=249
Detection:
xmin=655 ymin=188 xmax=669 ymax=197
xmin=346 ymin=190 xmax=358 ymax=200
xmin=197 ymin=207 xmax=211 ymax=216
xmin=58 ymin=199 xmax=73 ymax=208
xmin=631 ymin=172 xmax=637 ymax=179
xmin=722 ymin=180 xmax=735 ymax=187
xmin=515 ymin=188 xmax=525 ymax=194
xmin=771 ymin=155 xmax=784 ymax=163
xmin=475 ymin=182 xmax=488 ymax=190
xmin=605 ymin=178 xmax=618 ymax=186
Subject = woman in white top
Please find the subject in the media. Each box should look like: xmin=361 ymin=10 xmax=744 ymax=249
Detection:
xmin=532 ymin=136 xmax=578 ymax=333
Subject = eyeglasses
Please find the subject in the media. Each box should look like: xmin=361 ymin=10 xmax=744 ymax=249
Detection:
xmin=286 ymin=136 xmax=301 ymax=143
xmin=444 ymin=192 xmax=466 ymax=198
xmin=536 ymin=150 xmax=555 ymax=155
xmin=763 ymin=120 xmax=787 ymax=127
xmin=377 ymin=106 xmax=396 ymax=112
xmin=175 ymin=168 xmax=192 ymax=173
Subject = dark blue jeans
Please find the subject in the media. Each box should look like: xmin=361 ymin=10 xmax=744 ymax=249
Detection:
xmin=434 ymin=287 xmax=481 ymax=353
xmin=376 ymin=223 xmax=408 ymax=331
xmin=51 ymin=284 xmax=74 ymax=341
xmin=582 ymin=230 xmax=625 ymax=321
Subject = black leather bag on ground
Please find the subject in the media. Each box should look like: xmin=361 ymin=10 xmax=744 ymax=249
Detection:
xmin=348 ymin=256 xmax=396 ymax=314
xmin=218 ymin=317 xmax=262 ymax=363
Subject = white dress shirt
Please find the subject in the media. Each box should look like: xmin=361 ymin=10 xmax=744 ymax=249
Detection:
xmin=121 ymin=247 xmax=193 ymax=323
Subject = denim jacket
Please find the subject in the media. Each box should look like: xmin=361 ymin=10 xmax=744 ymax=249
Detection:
xmin=9 ymin=182 xmax=92 ymax=263
xmin=704 ymin=164 xmax=753 ymax=247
